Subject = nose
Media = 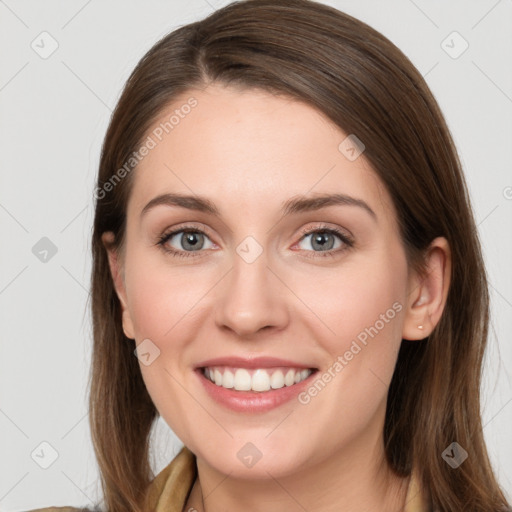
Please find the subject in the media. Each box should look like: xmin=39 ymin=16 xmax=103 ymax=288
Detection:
xmin=214 ymin=245 xmax=290 ymax=339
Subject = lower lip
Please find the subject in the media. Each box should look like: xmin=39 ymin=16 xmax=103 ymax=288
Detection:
xmin=195 ymin=368 xmax=317 ymax=413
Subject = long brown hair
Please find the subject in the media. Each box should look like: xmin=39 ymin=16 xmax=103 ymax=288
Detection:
xmin=89 ymin=1 xmax=510 ymax=510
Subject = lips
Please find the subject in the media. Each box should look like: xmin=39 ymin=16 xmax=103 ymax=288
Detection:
xmin=194 ymin=355 xmax=319 ymax=412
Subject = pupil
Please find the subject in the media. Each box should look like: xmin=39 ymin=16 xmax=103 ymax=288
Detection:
xmin=312 ymin=232 xmax=333 ymax=250
xmin=183 ymin=232 xmax=202 ymax=250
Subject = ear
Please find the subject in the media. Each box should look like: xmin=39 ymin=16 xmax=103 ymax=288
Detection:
xmin=101 ymin=231 xmax=135 ymax=340
xmin=402 ymin=237 xmax=451 ymax=341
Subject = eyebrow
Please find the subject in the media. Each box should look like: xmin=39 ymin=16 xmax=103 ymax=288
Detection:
xmin=140 ymin=192 xmax=377 ymax=221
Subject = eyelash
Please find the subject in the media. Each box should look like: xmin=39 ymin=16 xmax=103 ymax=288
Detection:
xmin=156 ymin=224 xmax=354 ymax=259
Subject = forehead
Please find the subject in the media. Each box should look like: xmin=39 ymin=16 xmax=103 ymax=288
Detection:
xmin=128 ymin=83 xmax=393 ymax=222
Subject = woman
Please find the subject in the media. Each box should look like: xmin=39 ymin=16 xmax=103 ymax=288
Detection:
xmin=29 ymin=0 xmax=511 ymax=511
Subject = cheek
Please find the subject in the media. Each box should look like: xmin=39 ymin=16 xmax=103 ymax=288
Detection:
xmin=125 ymin=249 xmax=213 ymax=340
xmin=123 ymin=251 xmax=216 ymax=419
xmin=124 ymin=252 xmax=207 ymax=427
xmin=293 ymin=252 xmax=407 ymax=436
xmin=295 ymin=251 xmax=408 ymax=426
xmin=298 ymin=251 xmax=406 ymax=351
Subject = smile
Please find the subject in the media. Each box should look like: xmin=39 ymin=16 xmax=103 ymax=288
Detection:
xmin=195 ymin=364 xmax=319 ymax=413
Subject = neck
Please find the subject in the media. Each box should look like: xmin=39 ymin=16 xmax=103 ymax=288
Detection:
xmin=184 ymin=429 xmax=410 ymax=512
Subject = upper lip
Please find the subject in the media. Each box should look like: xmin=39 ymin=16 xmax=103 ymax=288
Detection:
xmin=195 ymin=356 xmax=317 ymax=370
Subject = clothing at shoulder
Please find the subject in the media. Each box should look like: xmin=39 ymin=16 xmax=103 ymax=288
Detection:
xmin=27 ymin=508 xmax=89 ymax=512
xmin=405 ymin=467 xmax=432 ymax=512
xmin=146 ymin=445 xmax=197 ymax=512
xmin=23 ymin=448 xmax=195 ymax=512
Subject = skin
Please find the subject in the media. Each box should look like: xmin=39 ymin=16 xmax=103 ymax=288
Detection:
xmin=103 ymin=83 xmax=451 ymax=512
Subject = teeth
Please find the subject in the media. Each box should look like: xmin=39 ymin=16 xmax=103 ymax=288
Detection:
xmin=234 ymin=369 xmax=252 ymax=391
xmin=284 ymin=369 xmax=295 ymax=386
xmin=270 ymin=370 xmax=284 ymax=389
xmin=252 ymin=369 xmax=270 ymax=392
xmin=203 ymin=366 xmax=313 ymax=392
xmin=222 ymin=369 xmax=235 ymax=388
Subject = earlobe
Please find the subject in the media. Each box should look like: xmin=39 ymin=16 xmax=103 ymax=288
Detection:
xmin=402 ymin=237 xmax=451 ymax=341
xmin=101 ymin=231 xmax=136 ymax=340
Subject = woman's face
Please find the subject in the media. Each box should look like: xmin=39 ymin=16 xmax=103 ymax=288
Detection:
xmin=106 ymin=83 xmax=418 ymax=478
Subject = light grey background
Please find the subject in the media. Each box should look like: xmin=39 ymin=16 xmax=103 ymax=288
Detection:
xmin=1 ymin=0 xmax=511 ymax=510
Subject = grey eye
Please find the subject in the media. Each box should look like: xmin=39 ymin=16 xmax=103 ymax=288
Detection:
xmin=298 ymin=231 xmax=342 ymax=252
xmin=167 ymin=231 xmax=213 ymax=252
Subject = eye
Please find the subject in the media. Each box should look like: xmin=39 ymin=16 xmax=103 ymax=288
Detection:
xmin=157 ymin=225 xmax=215 ymax=258
xmin=295 ymin=225 xmax=354 ymax=258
